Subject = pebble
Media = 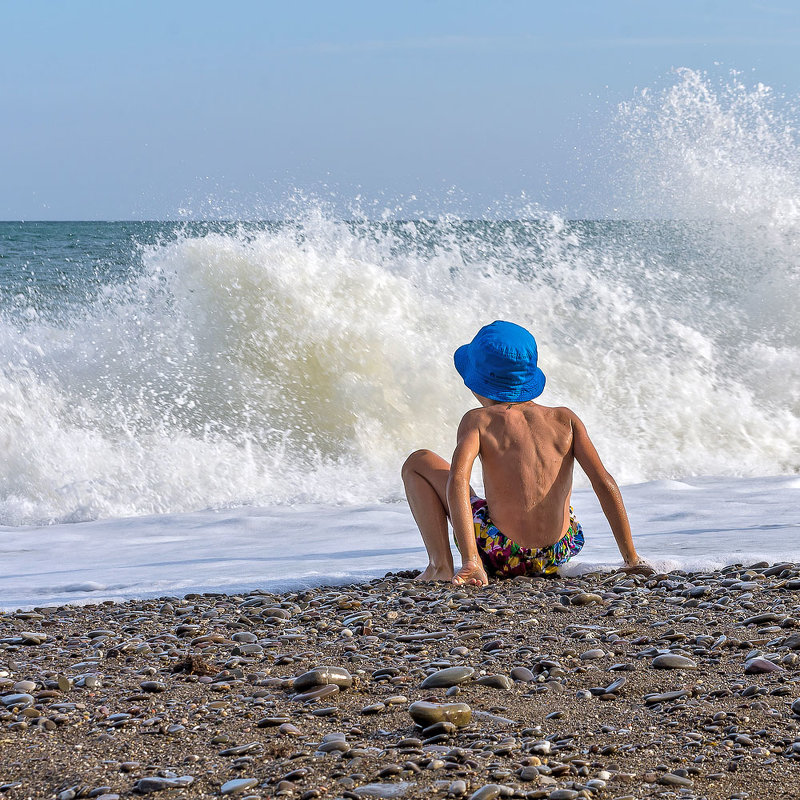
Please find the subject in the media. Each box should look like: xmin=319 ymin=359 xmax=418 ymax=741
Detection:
xmin=0 ymin=693 xmax=34 ymax=708
xmin=571 ymin=592 xmax=604 ymax=605
xmin=475 ymin=674 xmax=513 ymax=690
xmin=657 ymin=773 xmax=694 ymax=787
xmin=468 ymin=785 xmax=512 ymax=800
xmin=644 ymin=689 xmax=689 ymax=704
xmin=421 ymin=666 xmax=475 ymax=688
xmin=221 ymin=778 xmax=260 ymax=795
xmin=139 ymin=681 xmax=166 ymax=692
xmin=353 ymin=782 xmax=415 ymax=798
xmin=408 ymin=701 xmax=472 ymax=728
xmin=293 ymin=666 xmax=353 ymax=691
xmin=651 ymin=654 xmax=697 ymax=669
xmin=745 ymin=657 xmax=784 ymax=673
xmin=132 ymin=776 xmax=194 ymax=793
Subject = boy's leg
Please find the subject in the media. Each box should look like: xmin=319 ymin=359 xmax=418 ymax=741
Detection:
xmin=401 ymin=449 xmax=456 ymax=581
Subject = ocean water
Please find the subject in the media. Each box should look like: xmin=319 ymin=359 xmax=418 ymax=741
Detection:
xmin=1 ymin=69 xmax=799 ymax=609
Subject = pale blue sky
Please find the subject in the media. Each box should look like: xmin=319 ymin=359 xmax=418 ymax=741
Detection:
xmin=1 ymin=1 xmax=798 ymax=219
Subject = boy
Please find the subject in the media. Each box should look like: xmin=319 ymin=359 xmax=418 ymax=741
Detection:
xmin=402 ymin=320 xmax=650 ymax=587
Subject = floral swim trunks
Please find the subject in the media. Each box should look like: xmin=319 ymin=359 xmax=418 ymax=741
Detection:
xmin=467 ymin=496 xmax=584 ymax=578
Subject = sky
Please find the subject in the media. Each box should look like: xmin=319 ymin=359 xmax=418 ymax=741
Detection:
xmin=1 ymin=1 xmax=799 ymax=220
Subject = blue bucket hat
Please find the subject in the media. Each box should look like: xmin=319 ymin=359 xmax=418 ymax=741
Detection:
xmin=454 ymin=320 xmax=546 ymax=402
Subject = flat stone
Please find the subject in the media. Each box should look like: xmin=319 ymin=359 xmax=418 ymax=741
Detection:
xmin=19 ymin=632 xmax=48 ymax=645
xmin=0 ymin=693 xmax=34 ymax=708
xmin=657 ymin=773 xmax=693 ymax=787
xmin=475 ymin=674 xmax=513 ymax=690
xmin=293 ymin=666 xmax=353 ymax=691
xmin=644 ymin=690 xmax=689 ymax=705
xmin=651 ymin=654 xmax=697 ymax=669
xmin=580 ymin=649 xmax=605 ymax=660
xmin=409 ymin=701 xmax=472 ymax=728
xmin=510 ymin=667 xmax=535 ymax=682
xmin=132 ymin=776 xmax=194 ymax=793
xmin=604 ymin=677 xmax=626 ymax=693
xmin=421 ymin=667 xmax=475 ymax=688
xmin=293 ymin=684 xmax=340 ymax=703
xmin=220 ymin=778 xmax=260 ymax=795
xmin=278 ymin=722 xmax=302 ymax=736
xmin=256 ymin=716 xmax=291 ymax=727
xmin=468 ymin=785 xmax=512 ymax=800
xmin=396 ymin=631 xmax=449 ymax=642
xmin=745 ymin=657 xmax=784 ymax=674
xmin=219 ymin=741 xmax=261 ymax=756
xmin=139 ymin=681 xmax=166 ymax=692
xmin=354 ymin=782 xmax=416 ymax=798
xmin=422 ymin=721 xmax=457 ymax=737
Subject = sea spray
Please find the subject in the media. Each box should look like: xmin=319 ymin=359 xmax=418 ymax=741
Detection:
xmin=1 ymin=70 xmax=799 ymax=526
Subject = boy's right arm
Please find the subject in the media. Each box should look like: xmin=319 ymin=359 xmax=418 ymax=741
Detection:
xmin=446 ymin=412 xmax=488 ymax=587
xmin=570 ymin=412 xmax=650 ymax=573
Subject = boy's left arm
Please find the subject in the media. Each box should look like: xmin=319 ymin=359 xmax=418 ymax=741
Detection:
xmin=571 ymin=412 xmax=653 ymax=575
xmin=446 ymin=412 xmax=488 ymax=587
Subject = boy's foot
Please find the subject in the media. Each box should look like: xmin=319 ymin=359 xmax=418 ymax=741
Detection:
xmin=452 ymin=562 xmax=489 ymax=587
xmin=415 ymin=565 xmax=455 ymax=582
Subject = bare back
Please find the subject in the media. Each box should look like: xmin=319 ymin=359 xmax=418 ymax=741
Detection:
xmin=471 ymin=402 xmax=575 ymax=549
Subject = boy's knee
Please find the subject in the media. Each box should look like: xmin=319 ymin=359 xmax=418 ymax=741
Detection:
xmin=401 ymin=449 xmax=433 ymax=479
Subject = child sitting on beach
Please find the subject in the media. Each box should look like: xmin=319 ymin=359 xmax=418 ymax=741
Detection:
xmin=402 ymin=320 xmax=650 ymax=587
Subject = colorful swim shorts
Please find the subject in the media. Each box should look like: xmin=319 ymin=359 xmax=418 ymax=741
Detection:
xmin=468 ymin=496 xmax=584 ymax=578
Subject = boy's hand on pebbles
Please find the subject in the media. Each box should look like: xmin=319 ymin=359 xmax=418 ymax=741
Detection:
xmin=452 ymin=561 xmax=489 ymax=587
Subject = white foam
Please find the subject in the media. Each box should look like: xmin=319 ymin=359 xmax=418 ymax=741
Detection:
xmin=1 ymin=475 xmax=798 ymax=611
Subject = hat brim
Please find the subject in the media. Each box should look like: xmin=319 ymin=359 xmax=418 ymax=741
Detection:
xmin=454 ymin=343 xmax=546 ymax=402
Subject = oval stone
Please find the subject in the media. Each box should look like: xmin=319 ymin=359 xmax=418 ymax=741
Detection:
xmin=475 ymin=674 xmax=513 ymax=691
xmin=421 ymin=666 xmax=474 ymax=689
xmin=510 ymin=667 xmax=535 ymax=683
xmin=293 ymin=666 xmax=353 ymax=692
xmin=221 ymin=778 xmax=259 ymax=795
xmin=745 ymin=657 xmax=784 ymax=674
xmin=293 ymin=684 xmax=340 ymax=703
xmin=409 ymin=700 xmax=472 ymax=728
xmin=652 ymin=654 xmax=697 ymax=669
xmin=571 ymin=593 xmax=604 ymax=606
xmin=0 ymin=693 xmax=34 ymax=708
xmin=468 ymin=785 xmax=506 ymax=800
xmin=139 ymin=681 xmax=166 ymax=692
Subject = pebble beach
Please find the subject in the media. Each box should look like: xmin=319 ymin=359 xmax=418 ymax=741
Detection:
xmin=4 ymin=566 xmax=800 ymax=799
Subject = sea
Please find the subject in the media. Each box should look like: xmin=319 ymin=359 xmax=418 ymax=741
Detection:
xmin=1 ymin=69 xmax=799 ymax=610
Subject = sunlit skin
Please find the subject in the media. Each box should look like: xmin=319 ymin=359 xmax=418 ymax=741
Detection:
xmin=402 ymin=392 xmax=651 ymax=587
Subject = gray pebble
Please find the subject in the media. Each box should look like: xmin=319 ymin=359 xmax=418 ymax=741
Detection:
xmin=293 ymin=666 xmax=353 ymax=691
xmin=220 ymin=778 xmax=260 ymax=795
xmin=421 ymin=666 xmax=475 ymax=688
xmin=651 ymin=654 xmax=697 ymax=669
